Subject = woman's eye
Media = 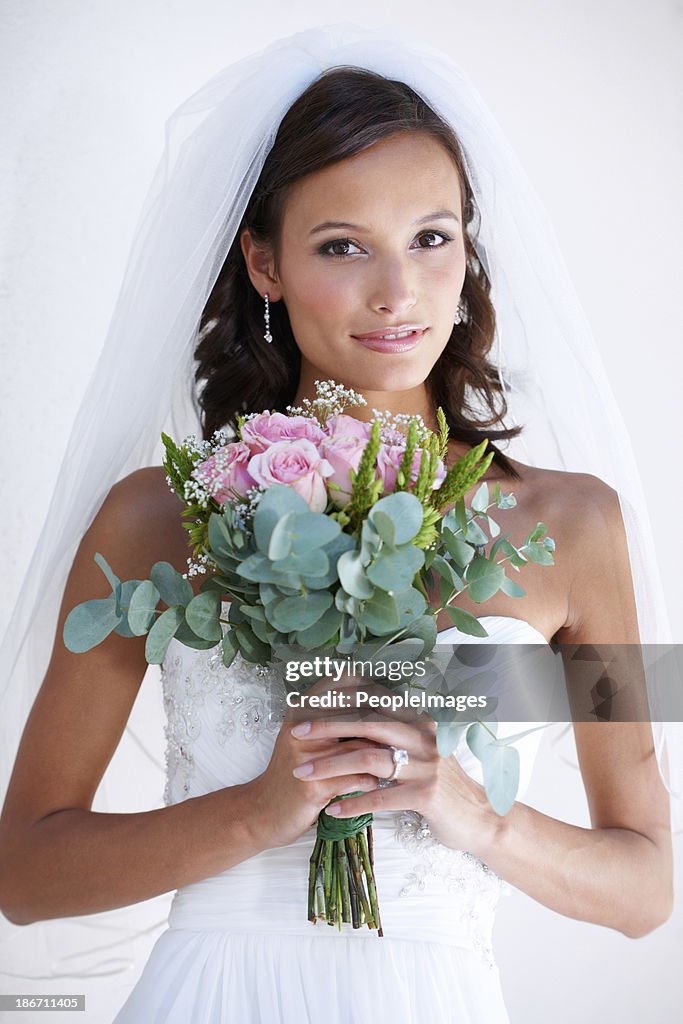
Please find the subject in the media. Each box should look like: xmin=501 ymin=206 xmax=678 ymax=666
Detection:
xmin=319 ymin=230 xmax=453 ymax=260
xmin=319 ymin=239 xmax=363 ymax=259
xmin=413 ymin=230 xmax=453 ymax=249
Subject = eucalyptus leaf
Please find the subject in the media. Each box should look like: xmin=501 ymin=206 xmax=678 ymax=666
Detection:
xmin=173 ymin=617 xmax=219 ymax=650
xmin=464 ymin=558 xmax=505 ymax=603
xmin=442 ymin=529 xmax=474 ymax=567
xmin=289 ymin=512 xmax=340 ymax=551
xmin=527 ymin=522 xmax=548 ymax=543
xmin=267 ymin=512 xmax=294 ymax=561
xmin=94 ymin=552 xmax=122 ymax=614
xmin=128 ymin=579 xmax=161 ymax=635
xmin=489 ymin=532 xmax=511 ymax=560
xmin=496 ymin=491 xmax=517 ymax=510
xmin=114 ymin=579 xmax=145 ymax=638
xmin=500 ymin=575 xmax=526 ymax=598
xmin=253 ymin=485 xmax=310 ymax=554
xmin=362 ymin=590 xmax=401 ymax=635
xmin=464 ymin=519 xmax=489 ymax=546
xmin=369 ymin=492 xmax=423 ymax=545
xmin=295 ymin=606 xmax=343 ymax=648
xmin=387 ymin=615 xmax=438 ymax=656
xmin=240 ymin=604 xmax=267 ymax=622
xmin=371 ymin=509 xmax=396 ymax=547
xmin=185 ymin=591 xmax=223 ymax=641
xmin=273 ymin=549 xmax=329 ymax=578
xmin=208 ymin=511 xmax=237 ymax=560
xmin=145 ymin=605 xmax=185 ymax=664
xmin=523 ymin=544 xmax=555 ymax=566
xmin=471 ymin=482 xmax=489 ymax=513
xmin=236 ymin=552 xmax=301 ymax=589
xmin=222 ymin=630 xmax=239 ymax=668
xmin=150 ymin=561 xmax=194 ymax=608
xmin=63 ymin=596 xmax=122 ymax=653
xmin=445 ymin=606 xmax=489 ymax=637
xmin=269 ymin=592 xmax=333 ymax=632
xmin=234 ymin=622 xmax=271 ymax=664
xmin=480 ymin=744 xmax=520 ymax=816
xmin=486 ymin=515 xmax=500 ymax=538
xmin=337 ymin=549 xmax=374 ymax=599
xmin=367 ymin=544 xmax=424 ymax=592
xmin=436 ymin=721 xmax=468 ymax=757
xmin=455 ymin=499 xmax=468 ymax=533
xmin=466 ymin=720 xmax=498 ymax=758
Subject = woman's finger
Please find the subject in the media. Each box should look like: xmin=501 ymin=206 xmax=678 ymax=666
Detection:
xmin=323 ymin=783 xmax=420 ymax=820
xmin=292 ymin=742 xmax=416 ymax=783
xmin=290 ymin=714 xmax=434 ymax=756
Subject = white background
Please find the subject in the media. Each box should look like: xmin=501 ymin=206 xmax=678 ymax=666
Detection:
xmin=1 ymin=1 xmax=681 ymax=1021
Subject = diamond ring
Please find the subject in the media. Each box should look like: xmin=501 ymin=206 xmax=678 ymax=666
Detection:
xmin=377 ymin=746 xmax=409 ymax=788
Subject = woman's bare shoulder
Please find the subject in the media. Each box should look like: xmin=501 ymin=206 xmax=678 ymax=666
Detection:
xmin=96 ymin=466 xmax=192 ymax=582
xmin=506 ymin=457 xmax=618 ymax=523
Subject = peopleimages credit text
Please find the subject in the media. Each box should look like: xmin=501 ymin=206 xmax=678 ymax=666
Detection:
xmin=283 ymin=656 xmax=489 ymax=713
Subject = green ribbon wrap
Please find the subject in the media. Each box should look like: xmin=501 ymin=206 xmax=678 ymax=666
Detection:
xmin=317 ymin=792 xmax=373 ymax=840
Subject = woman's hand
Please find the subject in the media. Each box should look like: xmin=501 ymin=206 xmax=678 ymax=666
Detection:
xmin=247 ymin=677 xmax=387 ymax=850
xmin=288 ymin=703 xmax=502 ymax=860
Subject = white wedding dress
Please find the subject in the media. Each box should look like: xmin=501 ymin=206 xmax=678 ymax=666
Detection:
xmin=114 ymin=615 xmax=548 ymax=1023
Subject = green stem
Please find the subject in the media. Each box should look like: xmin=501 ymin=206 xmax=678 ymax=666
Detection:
xmin=338 ymin=842 xmax=352 ymax=924
xmin=328 ymin=842 xmax=338 ymax=926
xmin=315 ymin=865 xmax=326 ymax=921
xmin=346 ymin=836 xmax=374 ymax=928
xmin=323 ymin=840 xmax=334 ymax=921
xmin=358 ymin=830 xmax=381 ymax=935
xmin=344 ymin=841 xmax=361 ymax=928
xmin=307 ymin=837 xmax=322 ymax=923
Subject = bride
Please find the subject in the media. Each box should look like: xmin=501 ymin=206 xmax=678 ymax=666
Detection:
xmin=0 ymin=25 xmax=676 ymax=1024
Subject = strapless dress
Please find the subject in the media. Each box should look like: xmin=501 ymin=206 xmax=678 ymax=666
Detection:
xmin=113 ymin=615 xmax=548 ymax=1023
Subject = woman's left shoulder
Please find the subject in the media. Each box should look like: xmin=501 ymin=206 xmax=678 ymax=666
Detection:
xmin=509 ymin=459 xmax=622 ymax=532
xmin=513 ymin=461 xmax=637 ymax=640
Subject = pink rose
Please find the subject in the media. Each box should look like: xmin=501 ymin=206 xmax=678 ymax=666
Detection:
xmin=325 ymin=413 xmax=372 ymax=441
xmin=376 ymin=445 xmax=447 ymax=495
xmin=192 ymin=442 xmax=256 ymax=504
xmin=241 ymin=411 xmax=326 ymax=453
xmin=320 ymin=432 xmax=369 ymax=509
xmin=247 ymin=439 xmax=334 ymax=512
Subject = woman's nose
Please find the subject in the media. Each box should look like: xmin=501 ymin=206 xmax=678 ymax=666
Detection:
xmin=368 ymin=259 xmax=417 ymax=317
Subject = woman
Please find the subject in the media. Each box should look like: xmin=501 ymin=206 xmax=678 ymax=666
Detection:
xmin=0 ymin=25 xmax=677 ymax=1023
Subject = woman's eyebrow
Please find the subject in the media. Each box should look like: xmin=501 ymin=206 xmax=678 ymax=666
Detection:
xmin=308 ymin=208 xmax=460 ymax=237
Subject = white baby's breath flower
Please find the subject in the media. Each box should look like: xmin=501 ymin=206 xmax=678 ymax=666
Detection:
xmin=286 ymin=379 xmax=366 ymax=424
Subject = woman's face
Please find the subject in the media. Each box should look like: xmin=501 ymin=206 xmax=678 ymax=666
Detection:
xmin=244 ymin=130 xmax=467 ymax=408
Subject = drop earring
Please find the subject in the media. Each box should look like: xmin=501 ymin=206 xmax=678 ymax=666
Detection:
xmin=263 ymin=292 xmax=273 ymax=344
xmin=453 ymin=299 xmax=467 ymax=326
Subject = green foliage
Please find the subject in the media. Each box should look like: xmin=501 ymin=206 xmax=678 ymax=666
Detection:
xmin=433 ymin=439 xmax=494 ymax=512
xmin=64 ymin=398 xmax=558 ymax=823
xmin=346 ymin=419 xmax=383 ymax=533
xmin=161 ymin=432 xmax=191 ymax=500
xmin=395 ymin=419 xmax=418 ymax=493
xmin=63 ymin=596 xmax=122 ymax=653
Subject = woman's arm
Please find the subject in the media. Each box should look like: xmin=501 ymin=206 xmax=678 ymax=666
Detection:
xmin=0 ymin=468 xmax=375 ymax=925
xmin=484 ymin=475 xmax=674 ymax=937
xmin=288 ymin=475 xmax=674 ymax=938
xmin=0 ymin=469 xmax=261 ymax=924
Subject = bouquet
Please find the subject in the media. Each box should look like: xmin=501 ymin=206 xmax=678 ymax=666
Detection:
xmin=64 ymin=381 xmax=555 ymax=935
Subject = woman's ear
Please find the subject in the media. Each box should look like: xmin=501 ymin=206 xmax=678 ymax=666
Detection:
xmin=240 ymin=229 xmax=283 ymax=301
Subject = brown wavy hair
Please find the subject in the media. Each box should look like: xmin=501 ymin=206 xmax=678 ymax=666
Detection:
xmin=194 ymin=67 xmax=522 ymax=479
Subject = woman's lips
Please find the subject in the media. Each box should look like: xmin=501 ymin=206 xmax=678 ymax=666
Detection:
xmin=351 ymin=327 xmax=427 ymax=353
